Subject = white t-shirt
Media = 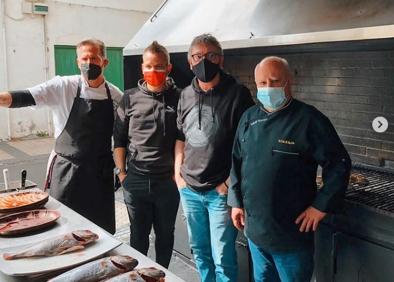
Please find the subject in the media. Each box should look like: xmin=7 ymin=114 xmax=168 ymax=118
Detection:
xmin=28 ymin=75 xmax=123 ymax=138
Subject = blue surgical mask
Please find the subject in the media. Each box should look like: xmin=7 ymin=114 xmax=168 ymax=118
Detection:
xmin=256 ymin=86 xmax=288 ymax=110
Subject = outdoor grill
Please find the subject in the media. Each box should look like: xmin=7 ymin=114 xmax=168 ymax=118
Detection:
xmin=315 ymin=165 xmax=394 ymax=282
xmin=123 ymin=1 xmax=394 ymax=281
xmin=346 ymin=165 xmax=394 ymax=213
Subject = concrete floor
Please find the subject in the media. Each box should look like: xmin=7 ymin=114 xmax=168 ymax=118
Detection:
xmin=0 ymin=137 xmax=199 ymax=282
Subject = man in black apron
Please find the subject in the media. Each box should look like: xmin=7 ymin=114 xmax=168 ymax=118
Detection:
xmin=48 ymin=79 xmax=115 ymax=233
xmin=0 ymin=39 xmax=122 ymax=234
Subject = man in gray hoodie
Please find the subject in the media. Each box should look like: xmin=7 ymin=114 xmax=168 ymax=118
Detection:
xmin=174 ymin=34 xmax=254 ymax=281
xmin=113 ymin=41 xmax=180 ymax=268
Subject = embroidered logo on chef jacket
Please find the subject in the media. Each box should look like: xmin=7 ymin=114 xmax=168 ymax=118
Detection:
xmin=250 ymin=118 xmax=267 ymax=126
xmin=278 ymin=139 xmax=295 ymax=145
xmin=184 ymin=104 xmax=218 ymax=147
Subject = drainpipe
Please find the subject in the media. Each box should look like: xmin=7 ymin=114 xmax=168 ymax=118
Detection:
xmin=42 ymin=13 xmax=53 ymax=137
xmin=1 ymin=0 xmax=11 ymax=140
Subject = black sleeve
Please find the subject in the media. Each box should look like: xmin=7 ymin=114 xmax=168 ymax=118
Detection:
xmin=228 ymin=114 xmax=247 ymax=208
xmin=9 ymin=90 xmax=36 ymax=108
xmin=233 ymin=86 xmax=255 ymax=126
xmin=310 ymin=111 xmax=352 ymax=212
xmin=113 ymin=91 xmax=130 ymax=148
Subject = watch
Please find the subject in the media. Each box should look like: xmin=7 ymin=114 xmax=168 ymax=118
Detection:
xmin=114 ymin=167 xmax=126 ymax=175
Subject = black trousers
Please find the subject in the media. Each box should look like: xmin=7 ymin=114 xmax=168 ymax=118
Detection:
xmin=122 ymin=171 xmax=180 ymax=268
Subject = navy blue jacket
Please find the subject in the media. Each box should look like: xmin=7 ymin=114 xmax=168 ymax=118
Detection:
xmin=228 ymin=99 xmax=351 ymax=252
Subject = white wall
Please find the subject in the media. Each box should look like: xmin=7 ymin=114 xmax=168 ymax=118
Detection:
xmin=0 ymin=1 xmax=9 ymax=140
xmin=0 ymin=0 xmax=161 ymax=140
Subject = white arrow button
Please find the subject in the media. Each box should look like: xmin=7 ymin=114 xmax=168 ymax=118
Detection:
xmin=372 ymin=117 xmax=388 ymax=133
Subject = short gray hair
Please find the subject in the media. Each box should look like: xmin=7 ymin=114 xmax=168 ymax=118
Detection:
xmin=76 ymin=39 xmax=106 ymax=58
xmin=188 ymin=33 xmax=223 ymax=61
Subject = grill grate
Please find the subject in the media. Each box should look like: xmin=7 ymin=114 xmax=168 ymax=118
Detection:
xmin=345 ymin=165 xmax=394 ymax=213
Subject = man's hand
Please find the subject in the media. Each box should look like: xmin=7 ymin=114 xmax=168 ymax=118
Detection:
xmin=175 ymin=174 xmax=187 ymax=189
xmin=0 ymin=92 xmax=12 ymax=107
xmin=231 ymin=207 xmax=245 ymax=231
xmin=216 ymin=182 xmax=228 ymax=195
xmin=118 ymin=172 xmax=127 ymax=184
xmin=295 ymin=206 xmax=327 ymax=232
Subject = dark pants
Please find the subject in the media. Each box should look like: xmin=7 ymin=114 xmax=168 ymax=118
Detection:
xmin=122 ymin=171 xmax=180 ymax=268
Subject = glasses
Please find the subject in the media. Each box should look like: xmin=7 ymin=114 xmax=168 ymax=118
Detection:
xmin=191 ymin=52 xmax=221 ymax=63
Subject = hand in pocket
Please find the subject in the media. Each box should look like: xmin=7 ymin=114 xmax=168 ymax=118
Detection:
xmin=215 ymin=182 xmax=228 ymax=195
xmin=175 ymin=174 xmax=187 ymax=189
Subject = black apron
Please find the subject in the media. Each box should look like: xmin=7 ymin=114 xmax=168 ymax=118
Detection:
xmin=46 ymin=80 xmax=115 ymax=234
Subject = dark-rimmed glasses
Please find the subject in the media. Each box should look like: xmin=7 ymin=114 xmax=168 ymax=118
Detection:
xmin=191 ymin=52 xmax=221 ymax=63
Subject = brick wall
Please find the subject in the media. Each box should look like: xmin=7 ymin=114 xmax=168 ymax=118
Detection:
xmin=224 ymin=48 xmax=394 ymax=169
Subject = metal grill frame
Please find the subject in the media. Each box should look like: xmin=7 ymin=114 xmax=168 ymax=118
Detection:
xmin=345 ymin=163 xmax=394 ymax=215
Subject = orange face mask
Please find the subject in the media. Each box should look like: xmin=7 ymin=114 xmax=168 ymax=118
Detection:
xmin=143 ymin=70 xmax=167 ymax=87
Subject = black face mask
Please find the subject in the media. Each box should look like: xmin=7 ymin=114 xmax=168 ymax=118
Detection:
xmin=192 ymin=58 xmax=220 ymax=82
xmin=81 ymin=63 xmax=102 ymax=80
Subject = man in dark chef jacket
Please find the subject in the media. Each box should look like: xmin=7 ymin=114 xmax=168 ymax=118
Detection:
xmin=228 ymin=56 xmax=351 ymax=282
xmin=0 ymin=39 xmax=123 ymax=234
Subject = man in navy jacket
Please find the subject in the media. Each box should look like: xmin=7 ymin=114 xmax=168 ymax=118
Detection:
xmin=228 ymin=56 xmax=351 ymax=282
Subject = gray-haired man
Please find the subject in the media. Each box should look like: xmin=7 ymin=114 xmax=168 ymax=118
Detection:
xmin=174 ymin=33 xmax=254 ymax=282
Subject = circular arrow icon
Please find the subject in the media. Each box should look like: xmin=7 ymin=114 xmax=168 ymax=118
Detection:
xmin=372 ymin=116 xmax=388 ymax=133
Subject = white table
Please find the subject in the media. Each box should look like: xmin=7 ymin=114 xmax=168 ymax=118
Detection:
xmin=0 ymin=189 xmax=184 ymax=281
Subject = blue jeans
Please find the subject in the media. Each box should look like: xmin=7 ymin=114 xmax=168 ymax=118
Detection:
xmin=180 ymin=187 xmax=238 ymax=282
xmin=248 ymin=239 xmax=314 ymax=282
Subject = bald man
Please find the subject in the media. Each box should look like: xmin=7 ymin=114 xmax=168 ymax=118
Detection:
xmin=227 ymin=56 xmax=351 ymax=282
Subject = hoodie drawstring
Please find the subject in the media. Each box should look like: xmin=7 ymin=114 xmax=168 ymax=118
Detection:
xmin=198 ymin=90 xmax=216 ymax=130
xmin=162 ymin=94 xmax=166 ymax=136
xmin=210 ymin=90 xmax=215 ymax=123
xmin=151 ymin=92 xmax=167 ymax=137
xmin=151 ymin=92 xmax=157 ymax=126
xmin=198 ymin=93 xmax=203 ymax=130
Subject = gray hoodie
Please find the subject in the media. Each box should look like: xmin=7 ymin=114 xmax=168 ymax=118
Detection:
xmin=177 ymin=72 xmax=254 ymax=191
xmin=114 ymin=78 xmax=181 ymax=178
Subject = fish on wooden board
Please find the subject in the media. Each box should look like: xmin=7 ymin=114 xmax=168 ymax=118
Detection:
xmin=48 ymin=255 xmax=139 ymax=282
xmin=3 ymin=230 xmax=98 ymax=260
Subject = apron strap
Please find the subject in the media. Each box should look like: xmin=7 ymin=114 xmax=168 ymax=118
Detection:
xmin=78 ymin=79 xmax=111 ymax=100
xmin=44 ymin=154 xmax=58 ymax=191
xmin=76 ymin=79 xmax=82 ymax=98
xmin=104 ymin=82 xmax=112 ymax=100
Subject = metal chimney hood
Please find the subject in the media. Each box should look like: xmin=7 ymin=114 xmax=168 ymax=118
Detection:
xmin=124 ymin=0 xmax=394 ymax=56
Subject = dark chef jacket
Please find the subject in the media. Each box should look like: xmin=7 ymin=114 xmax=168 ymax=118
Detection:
xmin=228 ymin=98 xmax=351 ymax=252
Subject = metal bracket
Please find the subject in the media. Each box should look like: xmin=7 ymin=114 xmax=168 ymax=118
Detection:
xmin=150 ymin=0 xmax=169 ymax=22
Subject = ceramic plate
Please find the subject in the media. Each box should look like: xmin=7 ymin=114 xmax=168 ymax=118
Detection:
xmin=0 ymin=227 xmax=121 ymax=276
xmin=0 ymin=209 xmax=60 ymax=236
xmin=0 ymin=191 xmax=49 ymax=213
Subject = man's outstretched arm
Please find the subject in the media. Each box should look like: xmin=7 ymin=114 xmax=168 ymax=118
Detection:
xmin=0 ymin=90 xmax=36 ymax=108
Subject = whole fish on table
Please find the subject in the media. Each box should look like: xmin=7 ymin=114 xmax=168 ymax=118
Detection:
xmin=105 ymin=267 xmax=166 ymax=282
xmin=48 ymin=255 xmax=139 ymax=282
xmin=2 ymin=230 xmax=98 ymax=260
xmin=104 ymin=271 xmax=145 ymax=282
xmin=136 ymin=267 xmax=166 ymax=282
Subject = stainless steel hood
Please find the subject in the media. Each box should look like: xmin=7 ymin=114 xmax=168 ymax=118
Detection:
xmin=124 ymin=0 xmax=394 ymax=56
